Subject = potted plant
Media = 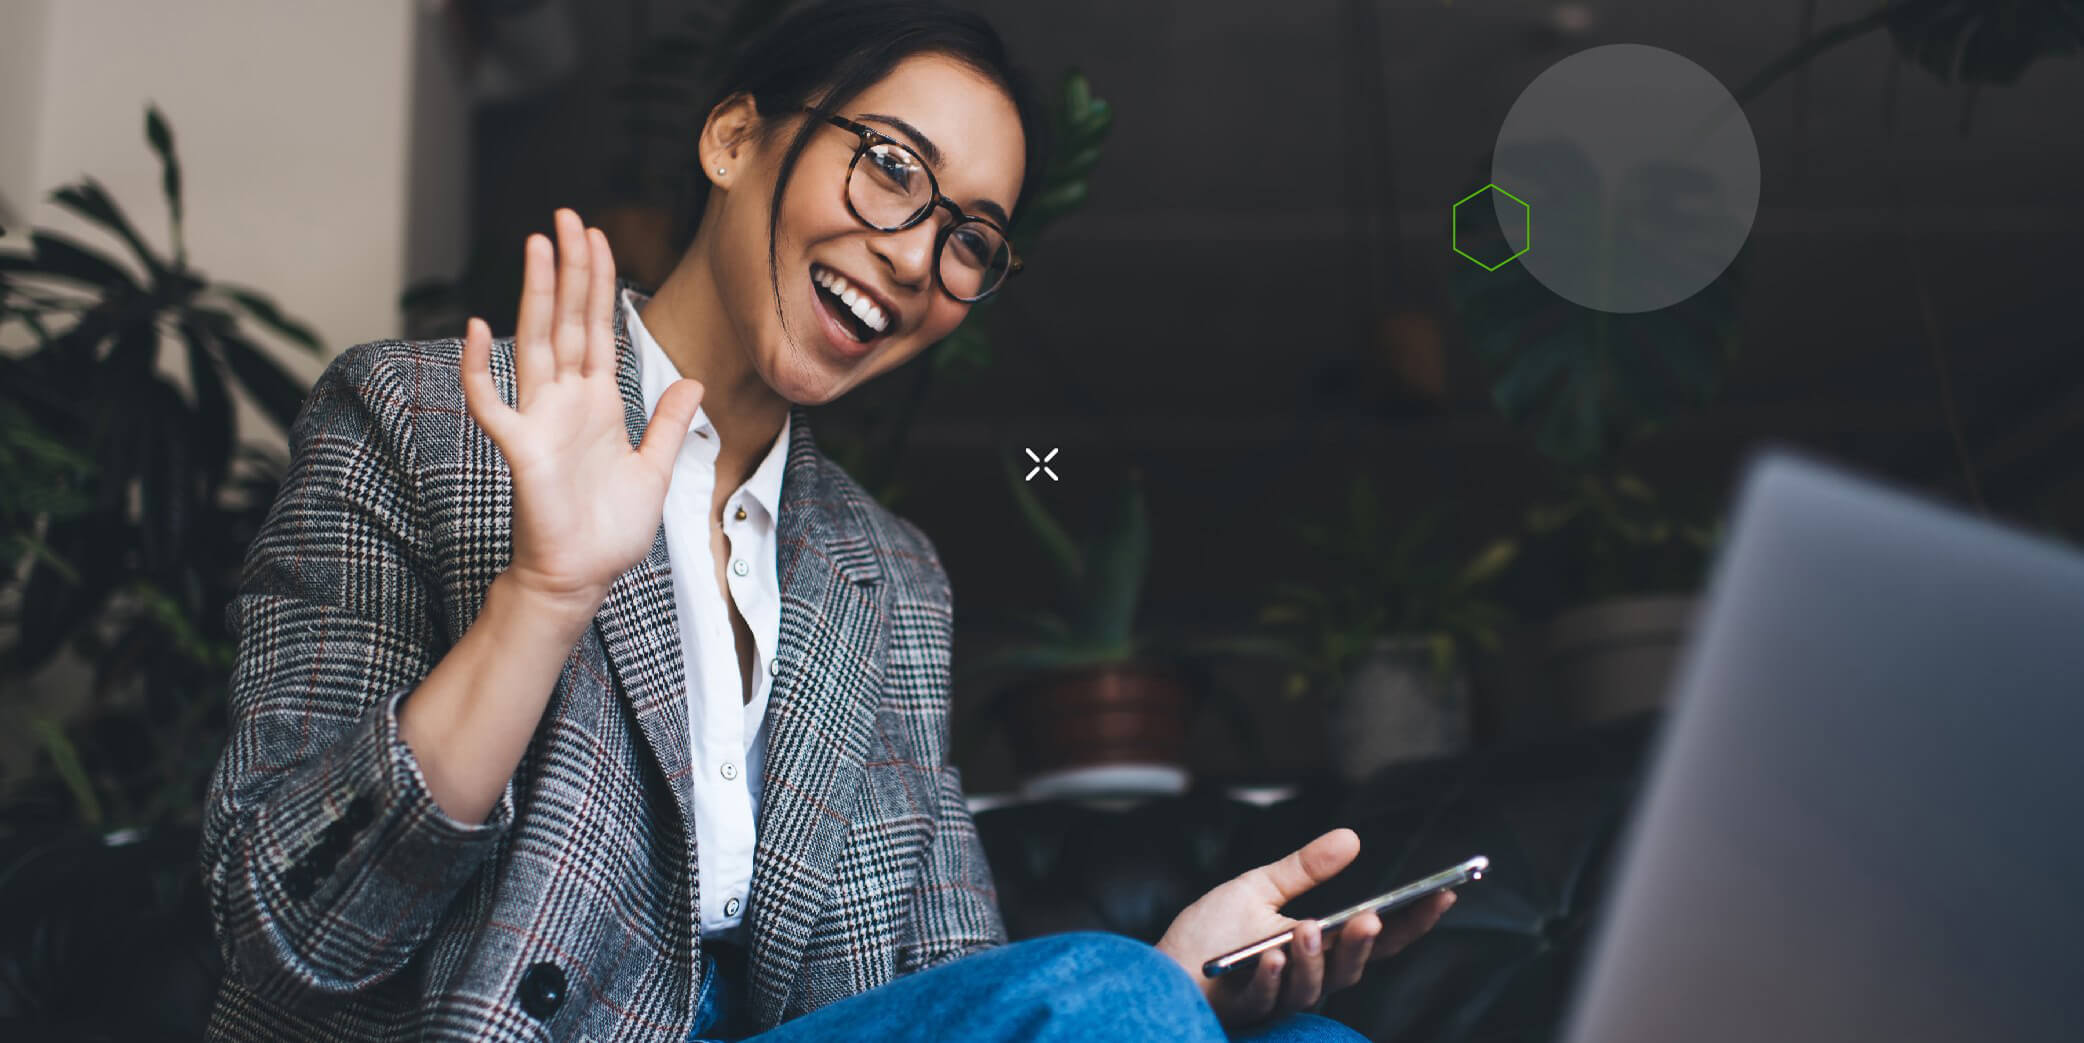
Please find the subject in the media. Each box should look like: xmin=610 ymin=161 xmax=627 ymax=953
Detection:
xmin=1446 ymin=115 xmax=1743 ymax=730
xmin=0 ymin=106 xmax=314 ymax=838
xmin=1260 ymin=479 xmax=1517 ymax=782
xmin=975 ymin=464 xmax=1181 ymax=798
xmin=1519 ymin=472 xmax=1722 ymax=727
xmin=971 ymin=462 xmax=1275 ymax=799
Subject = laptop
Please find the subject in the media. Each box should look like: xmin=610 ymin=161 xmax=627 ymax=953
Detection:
xmin=1559 ymin=451 xmax=2084 ymax=1042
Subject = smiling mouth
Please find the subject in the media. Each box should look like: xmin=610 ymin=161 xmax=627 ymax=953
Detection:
xmin=811 ymin=263 xmax=892 ymax=345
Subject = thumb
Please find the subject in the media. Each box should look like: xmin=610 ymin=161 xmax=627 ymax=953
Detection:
xmin=637 ymin=378 xmax=704 ymax=470
xmin=1256 ymin=828 xmax=1361 ymax=904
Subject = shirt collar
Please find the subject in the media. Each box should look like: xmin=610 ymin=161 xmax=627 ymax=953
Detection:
xmin=626 ymin=289 xmax=791 ymax=517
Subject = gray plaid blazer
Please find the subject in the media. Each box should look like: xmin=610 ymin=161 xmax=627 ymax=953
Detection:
xmin=200 ymin=290 xmax=1006 ymax=1041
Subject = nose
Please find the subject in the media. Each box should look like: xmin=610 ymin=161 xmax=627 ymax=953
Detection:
xmin=868 ymin=215 xmax=938 ymax=294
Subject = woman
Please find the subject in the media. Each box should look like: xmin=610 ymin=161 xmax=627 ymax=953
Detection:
xmin=201 ymin=3 xmax=1451 ymax=1040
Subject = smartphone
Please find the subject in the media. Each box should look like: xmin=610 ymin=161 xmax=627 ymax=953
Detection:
xmin=1200 ymin=855 xmax=1488 ymax=978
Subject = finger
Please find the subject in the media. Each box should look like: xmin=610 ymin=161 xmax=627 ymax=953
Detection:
xmin=460 ymin=317 xmax=513 ymax=442
xmin=552 ymin=209 xmax=590 ymax=374
xmin=1256 ymin=828 xmax=1362 ymax=904
xmin=1277 ymin=921 xmax=1326 ymax=1014
xmin=1325 ymin=912 xmax=1380 ymax=991
xmin=514 ymin=232 xmax=559 ymax=400
xmin=1236 ymin=948 xmax=1284 ymax=1023
xmin=1372 ymin=891 xmax=1456 ymax=962
xmin=637 ymin=378 xmax=704 ymax=470
xmin=583 ymin=226 xmax=618 ymax=378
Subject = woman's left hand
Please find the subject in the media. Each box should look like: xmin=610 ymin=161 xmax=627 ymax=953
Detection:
xmin=1154 ymin=828 xmax=1455 ymax=1029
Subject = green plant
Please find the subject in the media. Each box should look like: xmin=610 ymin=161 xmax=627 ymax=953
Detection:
xmin=1449 ymin=143 xmax=1745 ymax=472
xmin=931 ymin=69 xmax=1115 ymax=373
xmin=1260 ymin=480 xmax=1517 ymax=699
xmin=0 ymin=105 xmax=313 ymax=835
xmin=0 ymin=399 xmax=95 ymax=575
xmin=963 ymin=462 xmax=1275 ymax=776
xmin=982 ymin=462 xmax=1154 ymax=673
xmin=1523 ymin=471 xmax=1723 ymax=605
xmin=1446 ymin=129 xmax=1742 ymax=607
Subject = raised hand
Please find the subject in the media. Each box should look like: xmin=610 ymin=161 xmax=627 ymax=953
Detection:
xmin=1154 ymin=828 xmax=1455 ymax=1029
xmin=460 ymin=209 xmax=704 ymax=618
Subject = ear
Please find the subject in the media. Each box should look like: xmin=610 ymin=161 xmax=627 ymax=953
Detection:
xmin=700 ymin=92 xmax=763 ymax=189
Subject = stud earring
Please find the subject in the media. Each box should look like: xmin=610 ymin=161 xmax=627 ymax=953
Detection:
xmin=717 ymin=167 xmax=727 ymax=175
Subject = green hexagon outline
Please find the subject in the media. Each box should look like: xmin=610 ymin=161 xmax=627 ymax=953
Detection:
xmin=1452 ymin=184 xmax=1531 ymax=272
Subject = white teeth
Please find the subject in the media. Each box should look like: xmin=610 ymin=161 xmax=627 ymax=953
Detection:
xmin=850 ymin=295 xmax=885 ymax=331
xmin=813 ymin=265 xmax=890 ymax=334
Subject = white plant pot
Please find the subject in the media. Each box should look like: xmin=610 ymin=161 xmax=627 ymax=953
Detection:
xmin=1328 ymin=635 xmax=1472 ymax=783
xmin=1542 ymin=594 xmax=1699 ymax=725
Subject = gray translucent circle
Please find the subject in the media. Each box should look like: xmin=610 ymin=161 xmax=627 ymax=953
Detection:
xmin=1491 ymin=44 xmax=1759 ymax=313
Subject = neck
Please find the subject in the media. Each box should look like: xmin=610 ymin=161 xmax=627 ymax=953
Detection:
xmin=641 ymin=246 xmax=792 ymax=487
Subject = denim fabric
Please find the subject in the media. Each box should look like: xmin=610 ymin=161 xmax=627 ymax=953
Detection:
xmin=688 ymin=933 xmax=1367 ymax=1042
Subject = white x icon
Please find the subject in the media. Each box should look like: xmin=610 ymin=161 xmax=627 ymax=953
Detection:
xmin=1024 ymin=447 xmax=1059 ymax=482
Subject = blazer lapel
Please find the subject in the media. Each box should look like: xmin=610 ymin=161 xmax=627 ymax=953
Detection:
xmin=744 ymin=407 xmax=888 ymax=1026
xmin=591 ymin=288 xmax=697 ymax=906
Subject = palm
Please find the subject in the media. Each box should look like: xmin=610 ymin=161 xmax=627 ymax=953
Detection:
xmin=461 ymin=209 xmax=703 ymax=613
xmin=1163 ymin=873 xmax=1303 ymax=968
xmin=1156 ymin=829 xmax=1455 ymax=1029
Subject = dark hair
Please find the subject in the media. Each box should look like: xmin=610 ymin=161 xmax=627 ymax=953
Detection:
xmin=677 ymin=0 xmax=1048 ymax=318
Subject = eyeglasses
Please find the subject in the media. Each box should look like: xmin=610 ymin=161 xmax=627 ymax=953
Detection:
xmin=814 ymin=110 xmax=1023 ymax=303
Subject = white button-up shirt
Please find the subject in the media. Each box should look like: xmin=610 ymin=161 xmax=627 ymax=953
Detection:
xmin=628 ymin=290 xmax=790 ymax=941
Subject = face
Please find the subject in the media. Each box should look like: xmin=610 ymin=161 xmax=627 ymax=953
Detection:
xmin=700 ymin=54 xmax=1026 ymax=405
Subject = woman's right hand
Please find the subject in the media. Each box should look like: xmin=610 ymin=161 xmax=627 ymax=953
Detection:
xmin=461 ymin=208 xmax=704 ymax=620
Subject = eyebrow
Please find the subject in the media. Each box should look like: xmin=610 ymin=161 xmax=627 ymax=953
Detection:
xmin=857 ymin=112 xmax=1012 ymax=228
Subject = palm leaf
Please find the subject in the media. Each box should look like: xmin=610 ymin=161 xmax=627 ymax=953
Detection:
xmin=212 ymin=326 xmax=310 ymax=433
xmin=27 ymin=232 xmax=140 ymax=294
xmin=180 ymin=318 xmax=235 ymax=494
xmin=1003 ymin=452 xmax=1084 ymax=589
xmin=49 ymin=178 xmax=164 ymax=281
xmin=216 ymin=284 xmax=322 ymax=353
xmin=1078 ymin=477 xmax=1150 ymax=646
xmin=144 ymin=104 xmax=184 ymax=263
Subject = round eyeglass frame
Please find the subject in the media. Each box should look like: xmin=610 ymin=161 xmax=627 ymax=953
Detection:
xmin=814 ymin=110 xmax=1024 ymax=303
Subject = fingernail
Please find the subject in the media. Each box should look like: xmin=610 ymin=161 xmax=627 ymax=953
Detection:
xmin=1303 ymin=927 xmax=1321 ymax=955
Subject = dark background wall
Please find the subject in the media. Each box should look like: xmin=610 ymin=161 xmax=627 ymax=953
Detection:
xmin=457 ymin=0 xmax=2084 ymax=790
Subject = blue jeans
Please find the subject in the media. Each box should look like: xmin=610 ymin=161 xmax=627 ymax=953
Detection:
xmin=687 ymin=932 xmax=1366 ymax=1042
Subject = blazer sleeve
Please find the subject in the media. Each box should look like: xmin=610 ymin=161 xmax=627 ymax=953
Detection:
xmin=898 ymin=762 xmax=1010 ymax=974
xmin=893 ymin=538 xmax=1009 ymax=974
xmin=200 ymin=340 xmax=515 ymax=1004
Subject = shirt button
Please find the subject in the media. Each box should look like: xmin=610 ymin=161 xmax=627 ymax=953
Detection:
xmin=720 ymin=761 xmax=738 ymax=781
xmin=732 ymin=559 xmax=749 ymax=577
xmin=734 ymin=506 xmax=747 ymax=521
xmin=724 ymin=897 xmax=741 ymax=917
xmin=769 ymin=658 xmax=780 ymax=676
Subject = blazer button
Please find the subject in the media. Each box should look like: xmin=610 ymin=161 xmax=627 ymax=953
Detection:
xmin=517 ymin=961 xmax=567 ymax=1020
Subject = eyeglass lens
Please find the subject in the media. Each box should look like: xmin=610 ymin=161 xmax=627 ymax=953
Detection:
xmin=849 ymin=142 xmax=1014 ymax=301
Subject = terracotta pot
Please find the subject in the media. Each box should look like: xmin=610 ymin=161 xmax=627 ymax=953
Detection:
xmin=1001 ymin=663 xmax=1190 ymax=786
